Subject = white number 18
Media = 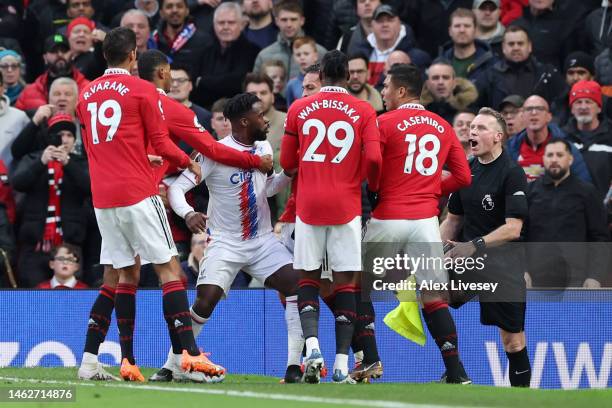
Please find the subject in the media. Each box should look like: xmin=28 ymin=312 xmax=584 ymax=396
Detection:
xmin=404 ymin=133 xmax=441 ymax=176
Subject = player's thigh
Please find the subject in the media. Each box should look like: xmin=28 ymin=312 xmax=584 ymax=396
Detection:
xmin=294 ymin=216 xmax=326 ymax=271
xmin=402 ymin=217 xmax=447 ymax=286
xmin=95 ymin=208 xmax=136 ymax=268
xmin=197 ymin=241 xmax=244 ymax=298
xmin=246 ymin=235 xmax=294 ymax=295
xmin=327 ymin=216 xmax=362 ymax=272
xmin=118 ymin=196 xmax=178 ymax=265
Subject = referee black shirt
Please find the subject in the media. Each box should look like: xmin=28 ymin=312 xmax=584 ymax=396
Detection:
xmin=448 ymin=149 xmax=528 ymax=241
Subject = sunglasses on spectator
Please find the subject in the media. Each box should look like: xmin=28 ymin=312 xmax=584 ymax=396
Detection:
xmin=54 ymin=256 xmax=78 ymax=264
xmin=0 ymin=63 xmax=20 ymax=71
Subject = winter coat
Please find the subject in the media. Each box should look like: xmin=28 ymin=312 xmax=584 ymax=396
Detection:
xmin=0 ymin=95 xmax=29 ymax=168
xmin=585 ymin=7 xmax=612 ymax=56
xmin=14 ymin=68 xmax=89 ymax=111
xmin=595 ymin=48 xmax=612 ymax=86
xmin=439 ymin=39 xmax=497 ymax=94
xmin=506 ymin=124 xmax=593 ymax=184
xmin=420 ymin=77 xmax=479 ymax=124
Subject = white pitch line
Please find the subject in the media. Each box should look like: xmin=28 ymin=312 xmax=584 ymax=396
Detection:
xmin=0 ymin=376 xmax=479 ymax=408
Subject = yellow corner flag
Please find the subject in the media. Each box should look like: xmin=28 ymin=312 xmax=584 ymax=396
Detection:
xmin=383 ymin=279 xmax=426 ymax=346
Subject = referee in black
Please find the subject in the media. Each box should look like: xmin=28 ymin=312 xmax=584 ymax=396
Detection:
xmin=440 ymin=107 xmax=531 ymax=387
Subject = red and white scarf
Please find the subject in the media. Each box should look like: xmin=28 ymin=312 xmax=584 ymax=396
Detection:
xmin=38 ymin=161 xmax=63 ymax=252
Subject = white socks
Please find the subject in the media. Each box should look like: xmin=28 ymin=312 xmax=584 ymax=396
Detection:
xmin=81 ymin=352 xmax=98 ymax=366
xmin=285 ymin=295 xmax=304 ymax=366
xmin=305 ymin=337 xmax=320 ymax=357
xmin=333 ymin=353 xmax=349 ymax=376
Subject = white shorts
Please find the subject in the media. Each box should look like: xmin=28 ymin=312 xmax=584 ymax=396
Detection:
xmin=294 ymin=216 xmax=361 ymax=272
xmin=363 ymin=217 xmax=447 ymax=285
xmin=99 ymin=240 xmax=151 ymax=267
xmin=279 ymin=222 xmax=332 ymax=281
xmin=197 ymin=233 xmax=293 ymax=296
xmin=95 ymin=196 xmax=177 ymax=269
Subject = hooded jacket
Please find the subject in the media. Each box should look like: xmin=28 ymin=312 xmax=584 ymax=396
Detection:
xmin=420 ymin=77 xmax=478 ymax=124
xmin=0 ymin=95 xmax=29 ymax=167
xmin=506 ymin=123 xmax=593 ymax=184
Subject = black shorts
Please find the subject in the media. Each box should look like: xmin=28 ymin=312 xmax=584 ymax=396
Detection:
xmin=479 ymin=301 xmax=526 ymax=333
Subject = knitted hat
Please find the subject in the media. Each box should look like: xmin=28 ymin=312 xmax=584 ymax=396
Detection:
xmin=564 ymin=51 xmax=595 ymax=76
xmin=48 ymin=113 xmax=76 ymax=136
xmin=67 ymin=17 xmax=96 ymax=39
xmin=569 ymin=80 xmax=602 ymax=108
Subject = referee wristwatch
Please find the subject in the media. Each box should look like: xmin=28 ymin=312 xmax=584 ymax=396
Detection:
xmin=471 ymin=236 xmax=486 ymax=251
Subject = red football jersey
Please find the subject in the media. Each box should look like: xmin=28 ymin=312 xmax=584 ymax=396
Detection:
xmin=280 ymin=86 xmax=381 ymax=225
xmin=373 ymin=103 xmax=471 ymax=220
xmin=76 ymin=69 xmax=190 ymax=209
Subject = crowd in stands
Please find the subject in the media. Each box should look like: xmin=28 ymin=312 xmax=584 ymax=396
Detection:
xmin=0 ymin=0 xmax=610 ymax=288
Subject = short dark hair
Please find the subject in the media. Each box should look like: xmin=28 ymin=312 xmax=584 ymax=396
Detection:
xmin=387 ymin=63 xmax=423 ymax=98
xmin=170 ymin=62 xmax=192 ymax=81
xmin=504 ymin=25 xmax=530 ymax=43
xmin=547 ymin=137 xmax=573 ymax=153
xmin=348 ymin=52 xmax=369 ymax=65
xmin=321 ymin=50 xmax=348 ymax=82
xmin=211 ymin=97 xmax=229 ymax=113
xmin=50 ymin=243 xmax=81 ymax=264
xmin=243 ymin=72 xmax=274 ymax=93
xmin=160 ymin=0 xmax=188 ymax=8
xmin=273 ymin=0 xmax=303 ymax=17
xmin=138 ymin=49 xmax=169 ymax=82
xmin=304 ymin=63 xmax=321 ymax=75
xmin=224 ymin=93 xmax=261 ymax=122
xmin=103 ymin=27 xmax=137 ymax=66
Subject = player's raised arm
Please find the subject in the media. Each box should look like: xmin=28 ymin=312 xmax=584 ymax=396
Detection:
xmin=360 ymin=107 xmax=382 ymax=191
xmin=441 ymin=131 xmax=472 ymax=195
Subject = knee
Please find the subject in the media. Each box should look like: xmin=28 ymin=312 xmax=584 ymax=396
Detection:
xmin=102 ymin=266 xmax=119 ymax=288
xmin=502 ymin=332 xmax=525 ymax=353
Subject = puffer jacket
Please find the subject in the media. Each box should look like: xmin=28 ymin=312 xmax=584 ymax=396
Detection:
xmin=420 ymin=77 xmax=479 ymax=124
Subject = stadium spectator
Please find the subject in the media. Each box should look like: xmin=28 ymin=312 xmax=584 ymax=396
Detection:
xmin=0 ymin=49 xmax=25 ymax=105
xmin=113 ymin=1 xmax=161 ymax=29
xmin=453 ymin=110 xmax=476 ymax=158
xmin=551 ymin=52 xmax=597 ymax=126
xmin=355 ymin=4 xmax=430 ymax=85
xmin=284 ymin=36 xmax=319 ymax=106
xmin=474 ymin=0 xmax=505 ymax=56
xmin=210 ymin=97 xmax=231 ymax=139
xmin=66 ymin=0 xmax=95 ymax=20
xmin=301 ymin=62 xmax=321 ymax=97
xmin=584 ymin=1 xmax=612 ymax=56
xmin=193 ymin=2 xmax=259 ymax=109
xmin=36 ymin=243 xmax=88 ymax=289
xmin=12 ymin=77 xmax=80 ymax=162
xmin=499 ymin=94 xmax=526 ymax=138
xmin=253 ymin=0 xmax=326 ymax=80
xmin=169 ymin=64 xmax=212 ymax=132
xmin=563 ymin=80 xmax=612 ymax=201
xmin=441 ymin=107 xmax=531 ymax=388
xmin=402 ymin=0 xmax=474 ymax=58
xmin=336 ymin=0 xmax=380 ymax=56
xmin=525 ymin=138 xmax=610 ymax=288
xmin=480 ymin=25 xmax=564 ymax=110
xmin=67 ymin=17 xmax=106 ymax=80
xmin=347 ymin=53 xmax=383 ymax=112
xmin=261 ymin=59 xmax=287 ymax=111
xmin=421 ymin=59 xmax=479 ymax=124
xmin=506 ymin=94 xmax=592 ymax=182
xmin=500 ymin=0 xmax=528 ymax=25
xmin=181 ymin=232 xmax=208 ymax=288
xmin=120 ymin=9 xmax=154 ymax=54
xmin=440 ymin=8 xmax=496 ymax=93
xmin=0 ymin=0 xmax=22 ymax=42
xmin=153 ymin=0 xmax=209 ymax=79
xmin=0 ymin=70 xmax=28 ymax=167
xmin=243 ymin=0 xmax=278 ymax=50
xmin=14 ymin=35 xmax=89 ymax=112
xmin=244 ymin=72 xmax=287 ymax=218
xmin=11 ymin=113 xmax=90 ymax=288
xmin=513 ymin=0 xmax=581 ymax=68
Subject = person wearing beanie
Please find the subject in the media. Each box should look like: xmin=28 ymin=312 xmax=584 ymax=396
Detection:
xmin=11 ymin=112 xmax=90 ymax=287
xmin=67 ymin=17 xmax=107 ymax=80
xmin=551 ymin=51 xmax=602 ymax=126
xmin=563 ymin=80 xmax=612 ymax=201
xmin=0 ymin=49 xmax=26 ymax=105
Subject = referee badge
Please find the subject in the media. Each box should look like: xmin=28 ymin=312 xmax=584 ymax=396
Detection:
xmin=481 ymin=194 xmax=494 ymax=211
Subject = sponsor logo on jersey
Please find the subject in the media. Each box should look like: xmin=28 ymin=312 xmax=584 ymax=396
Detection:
xmin=230 ymin=170 xmax=253 ymax=185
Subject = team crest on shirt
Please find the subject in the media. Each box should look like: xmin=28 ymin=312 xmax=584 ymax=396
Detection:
xmin=481 ymin=194 xmax=494 ymax=211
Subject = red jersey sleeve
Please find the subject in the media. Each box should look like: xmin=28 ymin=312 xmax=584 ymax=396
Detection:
xmin=280 ymin=107 xmax=300 ymax=170
xmin=165 ymin=98 xmax=262 ymax=169
xmin=441 ymin=132 xmax=472 ymax=195
xmin=141 ymin=92 xmax=190 ymax=168
xmin=360 ymin=107 xmax=382 ymax=191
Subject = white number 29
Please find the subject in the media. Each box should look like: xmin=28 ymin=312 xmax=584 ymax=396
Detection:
xmin=87 ymin=100 xmax=122 ymax=144
xmin=302 ymin=119 xmax=354 ymax=164
xmin=404 ymin=133 xmax=441 ymax=176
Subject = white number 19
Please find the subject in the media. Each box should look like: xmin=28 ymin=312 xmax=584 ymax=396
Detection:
xmin=87 ymin=100 xmax=122 ymax=144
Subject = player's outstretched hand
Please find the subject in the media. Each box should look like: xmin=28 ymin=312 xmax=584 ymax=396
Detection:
xmin=188 ymin=159 xmax=202 ymax=184
xmin=258 ymin=155 xmax=274 ymax=173
xmin=185 ymin=211 xmax=208 ymax=234
xmin=148 ymin=155 xmax=164 ymax=167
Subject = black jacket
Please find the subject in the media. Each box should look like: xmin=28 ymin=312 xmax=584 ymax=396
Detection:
xmin=439 ymin=39 xmax=497 ymax=96
xmin=11 ymin=151 xmax=90 ymax=245
xmin=72 ymin=44 xmax=106 ymax=81
xmin=193 ymin=34 xmax=260 ymax=109
xmin=563 ymin=118 xmax=612 ymax=201
xmin=154 ymin=20 xmax=210 ymax=80
xmin=480 ymin=56 xmax=564 ymax=110
xmin=11 ymin=121 xmax=48 ymax=163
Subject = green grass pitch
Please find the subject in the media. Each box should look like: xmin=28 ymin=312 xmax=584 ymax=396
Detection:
xmin=0 ymin=367 xmax=610 ymax=408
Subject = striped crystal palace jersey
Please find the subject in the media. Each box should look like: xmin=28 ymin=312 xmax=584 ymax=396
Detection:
xmin=180 ymin=136 xmax=274 ymax=241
